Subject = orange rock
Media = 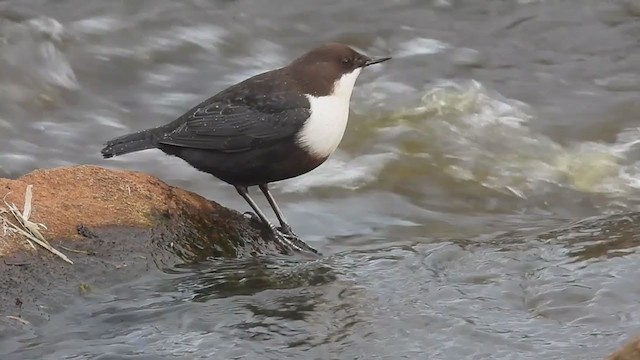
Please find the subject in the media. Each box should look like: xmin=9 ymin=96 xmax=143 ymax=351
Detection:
xmin=607 ymin=336 xmax=640 ymax=360
xmin=0 ymin=165 xmax=302 ymax=259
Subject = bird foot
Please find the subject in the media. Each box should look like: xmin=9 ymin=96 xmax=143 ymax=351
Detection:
xmin=269 ymin=225 xmax=307 ymax=253
xmin=277 ymin=224 xmax=295 ymax=236
xmin=243 ymin=213 xmax=316 ymax=254
xmin=272 ymin=227 xmax=319 ymax=255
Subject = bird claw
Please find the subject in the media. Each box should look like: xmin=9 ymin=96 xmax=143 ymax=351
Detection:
xmin=245 ymin=217 xmax=315 ymax=254
xmin=269 ymin=225 xmax=305 ymax=252
xmin=277 ymin=224 xmax=295 ymax=236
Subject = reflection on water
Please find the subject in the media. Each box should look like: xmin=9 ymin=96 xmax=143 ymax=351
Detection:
xmin=541 ymin=213 xmax=640 ymax=262
xmin=1 ymin=0 xmax=640 ymax=358
xmin=2 ymin=222 xmax=639 ymax=359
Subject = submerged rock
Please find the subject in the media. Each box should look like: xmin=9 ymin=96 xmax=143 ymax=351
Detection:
xmin=0 ymin=165 xmax=316 ymax=328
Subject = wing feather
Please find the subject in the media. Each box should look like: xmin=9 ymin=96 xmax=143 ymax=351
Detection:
xmin=158 ymin=92 xmax=310 ymax=152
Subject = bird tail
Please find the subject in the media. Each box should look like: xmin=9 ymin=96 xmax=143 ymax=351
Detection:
xmin=101 ymin=128 xmax=164 ymax=158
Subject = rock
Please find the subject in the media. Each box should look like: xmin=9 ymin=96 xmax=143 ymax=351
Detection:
xmin=0 ymin=165 xmax=316 ymax=329
xmin=607 ymin=336 xmax=640 ymax=360
xmin=0 ymin=164 xmax=314 ymax=258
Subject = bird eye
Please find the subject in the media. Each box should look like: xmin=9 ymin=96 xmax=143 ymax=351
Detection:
xmin=341 ymin=58 xmax=351 ymax=64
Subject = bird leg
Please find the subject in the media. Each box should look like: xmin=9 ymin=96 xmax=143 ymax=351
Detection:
xmin=235 ymin=186 xmax=274 ymax=230
xmin=235 ymin=186 xmax=302 ymax=251
xmin=258 ymin=184 xmax=294 ymax=235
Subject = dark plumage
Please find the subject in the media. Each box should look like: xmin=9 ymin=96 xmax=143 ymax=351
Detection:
xmin=102 ymin=70 xmax=315 ymax=185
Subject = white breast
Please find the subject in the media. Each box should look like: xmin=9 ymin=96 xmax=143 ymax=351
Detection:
xmin=296 ymin=68 xmax=362 ymax=158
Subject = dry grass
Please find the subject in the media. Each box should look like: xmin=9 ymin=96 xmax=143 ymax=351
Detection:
xmin=1 ymin=185 xmax=73 ymax=264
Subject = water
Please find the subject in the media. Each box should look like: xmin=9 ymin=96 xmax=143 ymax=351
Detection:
xmin=1 ymin=0 xmax=640 ymax=358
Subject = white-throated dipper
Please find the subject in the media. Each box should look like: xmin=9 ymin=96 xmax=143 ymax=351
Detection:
xmin=101 ymin=43 xmax=391 ymax=250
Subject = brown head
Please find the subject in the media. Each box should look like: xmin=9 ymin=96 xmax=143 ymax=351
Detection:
xmin=287 ymin=43 xmax=391 ymax=96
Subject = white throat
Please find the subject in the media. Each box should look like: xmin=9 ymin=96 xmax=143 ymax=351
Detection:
xmin=296 ymin=68 xmax=362 ymax=158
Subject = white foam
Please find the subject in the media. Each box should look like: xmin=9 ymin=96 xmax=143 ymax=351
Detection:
xmin=37 ymin=42 xmax=79 ymax=90
xmin=395 ymin=38 xmax=450 ymax=58
xmin=70 ymin=16 xmax=125 ymax=35
xmin=386 ymin=80 xmax=640 ymax=208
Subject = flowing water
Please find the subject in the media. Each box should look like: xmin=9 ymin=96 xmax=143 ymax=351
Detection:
xmin=1 ymin=0 xmax=640 ymax=358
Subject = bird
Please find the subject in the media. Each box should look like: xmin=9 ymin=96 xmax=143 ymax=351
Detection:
xmin=100 ymin=42 xmax=391 ymax=251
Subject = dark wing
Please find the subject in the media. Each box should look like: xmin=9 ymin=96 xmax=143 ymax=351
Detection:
xmin=158 ymin=92 xmax=311 ymax=153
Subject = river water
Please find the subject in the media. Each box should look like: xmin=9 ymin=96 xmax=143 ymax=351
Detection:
xmin=1 ymin=0 xmax=640 ymax=358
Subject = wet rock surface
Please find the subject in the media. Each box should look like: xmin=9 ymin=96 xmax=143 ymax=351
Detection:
xmin=0 ymin=165 xmax=316 ymax=332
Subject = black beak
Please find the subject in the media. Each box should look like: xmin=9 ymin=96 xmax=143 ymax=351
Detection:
xmin=364 ymin=56 xmax=392 ymax=67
